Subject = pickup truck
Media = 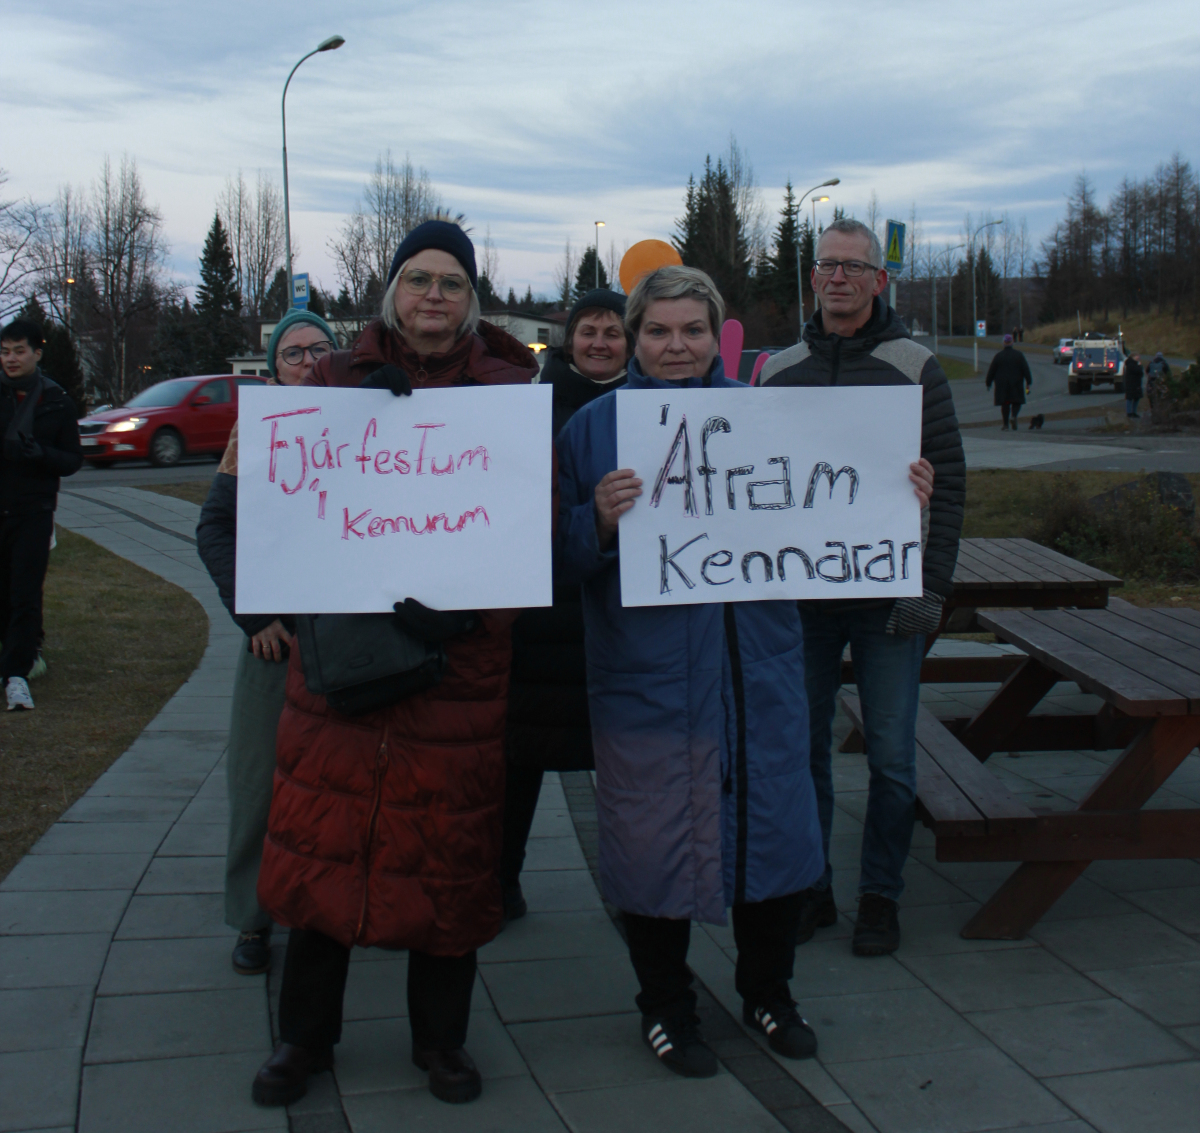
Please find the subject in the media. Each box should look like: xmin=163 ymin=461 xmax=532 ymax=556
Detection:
xmin=1067 ymin=337 xmax=1125 ymax=394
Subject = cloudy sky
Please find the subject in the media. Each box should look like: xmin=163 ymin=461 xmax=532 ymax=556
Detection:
xmin=6 ymin=0 xmax=1197 ymax=300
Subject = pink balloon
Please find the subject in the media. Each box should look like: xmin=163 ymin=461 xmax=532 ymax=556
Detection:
xmin=749 ymin=351 xmax=770 ymax=386
xmin=720 ymin=319 xmax=744 ymax=381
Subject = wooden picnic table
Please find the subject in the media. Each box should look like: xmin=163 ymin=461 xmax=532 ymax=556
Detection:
xmin=937 ymin=599 xmax=1200 ymax=938
xmin=841 ymin=538 xmax=1123 ymax=686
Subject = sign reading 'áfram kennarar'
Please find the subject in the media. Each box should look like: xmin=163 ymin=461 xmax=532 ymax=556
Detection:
xmin=615 ymin=386 xmax=924 ymax=607
xmin=235 ymin=384 xmax=553 ymax=613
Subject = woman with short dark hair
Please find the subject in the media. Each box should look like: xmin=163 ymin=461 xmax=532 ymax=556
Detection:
xmin=501 ymin=288 xmax=631 ymax=921
xmin=555 ymin=265 xmax=825 ymax=1077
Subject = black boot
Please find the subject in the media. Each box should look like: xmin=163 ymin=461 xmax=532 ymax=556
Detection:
xmin=413 ymin=1048 xmax=483 ymax=1103
xmin=796 ymin=886 xmax=838 ymax=944
xmin=743 ymin=1000 xmax=818 ymax=1059
xmin=852 ymin=893 xmax=900 ymax=956
xmin=232 ymin=928 xmax=272 ymax=975
xmin=252 ymin=1043 xmax=333 ymax=1106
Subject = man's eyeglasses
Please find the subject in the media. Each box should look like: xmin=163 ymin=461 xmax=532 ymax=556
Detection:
xmin=278 ymin=341 xmax=334 ymax=366
xmin=813 ymin=259 xmax=878 ymax=277
xmin=399 ymin=270 xmax=471 ymax=297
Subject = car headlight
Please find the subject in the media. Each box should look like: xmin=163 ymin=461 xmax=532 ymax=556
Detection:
xmin=107 ymin=417 xmax=147 ymax=433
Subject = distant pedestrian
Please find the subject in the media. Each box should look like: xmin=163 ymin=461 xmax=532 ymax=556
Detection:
xmin=0 ymin=318 xmax=82 ymax=711
xmin=1146 ymin=352 xmax=1173 ymax=424
xmin=1123 ymin=353 xmax=1144 ymax=418
xmin=500 ymin=288 xmax=631 ymax=924
xmin=985 ymin=334 xmax=1032 ymax=430
xmin=196 ymin=308 xmax=340 ymax=979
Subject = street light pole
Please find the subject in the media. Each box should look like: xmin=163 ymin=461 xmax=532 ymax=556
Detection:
xmin=970 ymin=219 xmax=1002 ymax=373
xmin=282 ymin=35 xmax=344 ymax=311
xmin=594 ymin=221 xmax=605 ymax=289
xmin=795 ymin=178 xmax=839 ymax=331
xmin=932 ymin=243 xmax=964 ymax=356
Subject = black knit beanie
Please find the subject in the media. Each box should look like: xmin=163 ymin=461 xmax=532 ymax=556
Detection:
xmin=387 ymin=221 xmax=478 ymax=288
xmin=567 ymin=288 xmax=626 ymax=326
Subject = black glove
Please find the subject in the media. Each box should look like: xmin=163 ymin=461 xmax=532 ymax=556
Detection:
xmin=393 ymin=598 xmax=478 ymax=642
xmin=3 ymin=436 xmax=42 ymax=462
xmin=361 ymin=364 xmax=413 ymax=397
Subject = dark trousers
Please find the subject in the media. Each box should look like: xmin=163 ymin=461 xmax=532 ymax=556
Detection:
xmin=623 ymin=893 xmax=801 ymax=1019
xmin=277 ymin=928 xmax=477 ymax=1052
xmin=0 ymin=510 xmax=53 ymax=680
xmin=500 ymin=764 xmax=544 ymax=889
xmin=1001 ymin=402 xmax=1020 ymax=427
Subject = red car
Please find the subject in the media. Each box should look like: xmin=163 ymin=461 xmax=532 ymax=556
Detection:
xmin=78 ymin=375 xmax=266 ymax=467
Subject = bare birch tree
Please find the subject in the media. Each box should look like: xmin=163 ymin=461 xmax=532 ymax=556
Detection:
xmin=35 ymin=184 xmax=89 ymax=325
xmin=726 ymin=135 xmax=767 ymax=264
xmin=87 ymin=155 xmax=168 ymax=401
xmin=551 ymin=237 xmax=576 ymax=307
xmin=866 ymin=191 xmax=881 ymax=245
xmin=329 ymin=206 xmax=372 ymax=334
xmin=363 ymin=151 xmax=443 ymax=284
xmin=0 ymin=172 xmax=43 ymax=322
xmin=219 ymin=171 xmax=285 ymax=318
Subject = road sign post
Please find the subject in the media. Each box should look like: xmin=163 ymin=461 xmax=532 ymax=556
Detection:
xmin=291 ymin=272 xmax=310 ymax=310
xmin=884 ymin=220 xmax=905 ymax=313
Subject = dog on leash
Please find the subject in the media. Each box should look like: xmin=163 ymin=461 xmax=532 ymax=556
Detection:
xmin=1028 ymin=414 xmax=1044 ymax=430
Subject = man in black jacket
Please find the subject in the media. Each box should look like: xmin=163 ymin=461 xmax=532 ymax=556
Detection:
xmin=760 ymin=219 xmax=965 ymax=956
xmin=0 ymin=318 xmax=83 ymax=711
xmin=985 ymin=335 xmax=1032 ymax=429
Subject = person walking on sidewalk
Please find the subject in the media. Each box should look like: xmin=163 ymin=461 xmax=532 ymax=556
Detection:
xmin=0 ymin=318 xmax=82 ymax=712
xmin=196 ymin=308 xmax=340 ymax=977
xmin=1123 ymin=352 xmax=1144 ymax=419
xmin=250 ymin=221 xmax=540 ymax=1109
xmin=759 ymin=218 xmax=964 ymax=957
xmin=557 ymin=266 xmax=825 ymax=1079
xmin=501 ymin=288 xmax=631 ymax=923
xmin=985 ymin=334 xmax=1032 ymax=430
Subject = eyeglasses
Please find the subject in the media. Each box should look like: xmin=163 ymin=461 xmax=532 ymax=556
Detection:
xmin=398 ymin=270 xmax=471 ymax=297
xmin=278 ymin=341 xmax=334 ymax=366
xmin=813 ymin=259 xmax=878 ymax=277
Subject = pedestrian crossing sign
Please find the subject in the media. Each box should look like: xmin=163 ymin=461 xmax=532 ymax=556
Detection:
xmin=885 ymin=220 xmax=905 ymax=270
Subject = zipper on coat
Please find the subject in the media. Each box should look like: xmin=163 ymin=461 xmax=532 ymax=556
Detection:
xmin=723 ymin=604 xmax=749 ymax=904
xmin=355 ymin=729 xmax=389 ymax=942
xmin=830 ymin=336 xmax=843 ymax=384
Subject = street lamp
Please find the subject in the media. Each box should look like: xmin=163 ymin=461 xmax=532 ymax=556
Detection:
xmin=594 ymin=221 xmax=605 ymax=289
xmin=970 ymin=219 xmax=1002 ymax=373
xmin=282 ymin=34 xmax=345 ymax=311
xmin=795 ymin=178 xmax=839 ymax=329
xmin=931 ymin=244 xmax=964 ymax=356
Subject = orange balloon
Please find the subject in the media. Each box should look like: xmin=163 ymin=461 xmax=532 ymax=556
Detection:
xmin=619 ymin=239 xmax=683 ymax=294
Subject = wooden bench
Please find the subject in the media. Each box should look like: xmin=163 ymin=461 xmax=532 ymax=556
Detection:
xmin=839 ymin=693 xmax=1036 ymax=853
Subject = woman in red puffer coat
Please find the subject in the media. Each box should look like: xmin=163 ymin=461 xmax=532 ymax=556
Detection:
xmin=251 ymin=221 xmax=538 ymax=1111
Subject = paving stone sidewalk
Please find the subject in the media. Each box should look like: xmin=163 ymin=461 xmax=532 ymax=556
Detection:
xmin=2 ymin=484 xmax=1198 ymax=1133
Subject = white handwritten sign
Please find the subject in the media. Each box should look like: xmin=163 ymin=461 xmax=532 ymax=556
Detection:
xmin=615 ymin=386 xmax=923 ymax=607
xmin=235 ymin=385 xmax=553 ymax=613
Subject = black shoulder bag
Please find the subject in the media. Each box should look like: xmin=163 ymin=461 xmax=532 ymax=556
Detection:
xmin=294 ymin=613 xmax=446 ymax=716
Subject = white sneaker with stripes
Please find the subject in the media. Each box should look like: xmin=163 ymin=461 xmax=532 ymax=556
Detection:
xmin=641 ymin=1014 xmax=718 ymax=1078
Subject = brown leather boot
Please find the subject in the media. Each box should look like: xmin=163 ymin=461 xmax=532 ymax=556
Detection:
xmin=413 ymin=1047 xmax=482 ymax=1103
xmin=252 ymin=1043 xmax=334 ymax=1106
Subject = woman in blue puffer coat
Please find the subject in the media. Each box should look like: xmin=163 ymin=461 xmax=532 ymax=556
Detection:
xmin=556 ymin=266 xmax=824 ymax=1078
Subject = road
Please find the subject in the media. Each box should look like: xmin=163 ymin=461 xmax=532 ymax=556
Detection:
xmin=915 ymin=337 xmax=1125 ymax=425
xmin=69 ymin=455 xmax=221 ymax=491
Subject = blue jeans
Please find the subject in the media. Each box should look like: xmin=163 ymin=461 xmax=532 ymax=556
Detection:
xmin=800 ymin=603 xmax=924 ymax=901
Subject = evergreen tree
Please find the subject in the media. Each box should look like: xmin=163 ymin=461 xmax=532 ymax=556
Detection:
xmin=151 ymin=298 xmax=200 ymax=378
xmin=506 ymin=287 xmax=517 ymax=308
xmin=672 ymin=156 xmax=750 ymax=308
xmin=766 ymin=181 xmax=800 ymax=307
xmin=195 ymin=214 xmax=245 ymax=372
xmin=263 ymin=268 xmax=289 ymax=319
xmin=18 ymin=297 xmax=87 ymax=415
xmin=573 ymin=247 xmax=609 ymax=298
xmin=522 ymin=285 xmax=534 ymax=306
xmin=477 ymin=273 xmax=500 ymax=310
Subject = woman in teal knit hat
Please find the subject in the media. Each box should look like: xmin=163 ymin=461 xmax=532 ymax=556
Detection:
xmin=195 ymin=305 xmax=338 ymax=978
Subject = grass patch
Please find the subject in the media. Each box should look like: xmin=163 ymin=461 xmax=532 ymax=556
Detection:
xmin=0 ymin=527 xmax=207 ymax=881
xmin=1026 ymin=311 xmax=1200 ymax=359
xmin=142 ymin=481 xmax=212 ymax=506
xmin=937 ymin=354 xmax=975 ymax=381
xmin=965 ymin=469 xmax=1200 ymax=608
